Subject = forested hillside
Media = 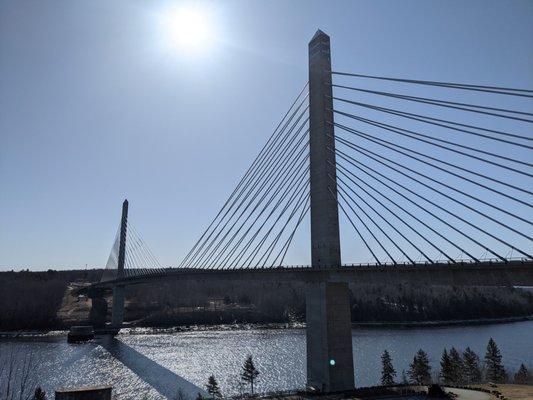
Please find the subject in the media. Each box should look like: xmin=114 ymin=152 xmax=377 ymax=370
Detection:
xmin=1 ymin=269 xmax=532 ymax=331
xmin=0 ymin=269 xmax=101 ymax=330
xmin=129 ymin=279 xmax=533 ymax=326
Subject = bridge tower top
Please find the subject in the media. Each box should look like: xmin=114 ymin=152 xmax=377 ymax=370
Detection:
xmin=308 ymin=30 xmax=341 ymax=268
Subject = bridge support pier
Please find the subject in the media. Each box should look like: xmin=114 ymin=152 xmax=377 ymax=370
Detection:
xmin=89 ymin=294 xmax=108 ymax=329
xmin=111 ymin=285 xmax=125 ymax=328
xmin=306 ymin=282 xmax=354 ymax=392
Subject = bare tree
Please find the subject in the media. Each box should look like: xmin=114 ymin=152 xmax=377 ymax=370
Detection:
xmin=0 ymin=346 xmax=39 ymax=400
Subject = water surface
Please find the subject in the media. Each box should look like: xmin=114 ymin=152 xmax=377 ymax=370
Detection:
xmin=1 ymin=321 xmax=532 ymax=399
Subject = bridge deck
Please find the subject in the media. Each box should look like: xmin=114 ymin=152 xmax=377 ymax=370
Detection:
xmin=83 ymin=260 xmax=533 ymax=294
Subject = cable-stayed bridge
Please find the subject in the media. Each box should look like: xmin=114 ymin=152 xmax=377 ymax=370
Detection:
xmin=81 ymin=30 xmax=533 ymax=392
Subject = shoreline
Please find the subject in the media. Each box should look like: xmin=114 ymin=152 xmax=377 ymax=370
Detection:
xmin=1 ymin=315 xmax=532 ymax=338
xmin=350 ymin=314 xmax=533 ymax=328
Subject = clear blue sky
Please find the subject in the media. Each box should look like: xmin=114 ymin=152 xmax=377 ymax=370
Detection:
xmin=1 ymin=0 xmax=532 ymax=270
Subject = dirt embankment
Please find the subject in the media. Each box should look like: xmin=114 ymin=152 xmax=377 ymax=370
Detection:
xmin=56 ymin=282 xmax=93 ymax=325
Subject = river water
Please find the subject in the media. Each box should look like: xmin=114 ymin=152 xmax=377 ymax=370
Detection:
xmin=1 ymin=321 xmax=532 ymax=399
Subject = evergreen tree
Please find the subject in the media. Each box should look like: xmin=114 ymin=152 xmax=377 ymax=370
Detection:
xmin=195 ymin=394 xmax=204 ymax=400
xmin=484 ymin=338 xmax=507 ymax=383
xmin=241 ymin=355 xmax=260 ymax=394
xmin=34 ymin=388 xmax=47 ymax=400
xmin=463 ymin=347 xmax=482 ymax=384
xmin=514 ymin=364 xmax=531 ymax=384
xmin=381 ymin=350 xmax=396 ymax=386
xmin=408 ymin=349 xmax=432 ymax=385
xmin=440 ymin=348 xmax=453 ymax=385
xmin=206 ymin=375 xmax=221 ymax=399
xmin=449 ymin=347 xmax=465 ymax=384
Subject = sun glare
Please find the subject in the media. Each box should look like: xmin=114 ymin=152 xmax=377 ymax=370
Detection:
xmin=159 ymin=6 xmax=212 ymax=53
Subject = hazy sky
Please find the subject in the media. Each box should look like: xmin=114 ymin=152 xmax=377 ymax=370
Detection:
xmin=1 ymin=0 xmax=532 ymax=270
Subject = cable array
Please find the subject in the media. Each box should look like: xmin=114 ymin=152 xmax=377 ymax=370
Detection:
xmin=327 ymin=71 xmax=532 ymax=265
xmin=177 ymin=85 xmax=311 ymax=270
xmin=101 ymin=226 xmax=121 ymax=282
xmin=102 ymin=71 xmax=532 ymax=275
xmin=101 ymin=219 xmax=164 ymax=282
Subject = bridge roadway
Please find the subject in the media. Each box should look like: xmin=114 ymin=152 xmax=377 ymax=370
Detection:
xmin=83 ymin=259 xmax=533 ymax=294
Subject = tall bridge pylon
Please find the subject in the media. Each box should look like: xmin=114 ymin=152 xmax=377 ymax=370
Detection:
xmin=306 ymin=30 xmax=354 ymax=392
xmin=89 ymin=199 xmax=165 ymax=332
xmin=111 ymin=199 xmax=128 ymax=328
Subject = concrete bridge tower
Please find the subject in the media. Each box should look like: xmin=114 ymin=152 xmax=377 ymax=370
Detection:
xmin=306 ymin=30 xmax=355 ymax=392
xmin=111 ymin=199 xmax=128 ymax=328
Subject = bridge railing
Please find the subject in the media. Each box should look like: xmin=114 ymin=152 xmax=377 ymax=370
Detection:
xmin=190 ymin=256 xmax=530 ymax=270
xmin=93 ymin=257 xmax=532 ymax=287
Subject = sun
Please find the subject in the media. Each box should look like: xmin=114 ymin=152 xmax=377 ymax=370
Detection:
xmin=158 ymin=5 xmax=212 ymax=53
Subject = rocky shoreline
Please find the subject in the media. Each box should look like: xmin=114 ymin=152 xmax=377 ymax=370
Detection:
xmin=1 ymin=315 xmax=532 ymax=338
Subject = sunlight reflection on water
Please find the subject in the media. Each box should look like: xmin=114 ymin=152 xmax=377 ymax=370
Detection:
xmin=1 ymin=321 xmax=532 ymax=399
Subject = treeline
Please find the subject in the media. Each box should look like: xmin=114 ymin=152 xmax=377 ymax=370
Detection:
xmin=1 ymin=269 xmax=533 ymax=330
xmin=127 ymin=279 xmax=306 ymax=326
xmin=0 ymin=269 xmax=101 ymax=330
xmin=349 ymin=284 xmax=533 ymax=322
xmin=127 ymin=279 xmax=533 ymax=327
xmin=381 ymin=338 xmax=533 ymax=386
xmin=203 ymin=338 xmax=533 ymax=398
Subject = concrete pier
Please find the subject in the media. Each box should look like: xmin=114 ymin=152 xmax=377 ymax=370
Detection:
xmin=67 ymin=325 xmax=94 ymax=343
xmin=88 ymin=294 xmax=108 ymax=328
xmin=111 ymin=285 xmax=125 ymax=327
xmin=306 ymin=282 xmax=354 ymax=391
